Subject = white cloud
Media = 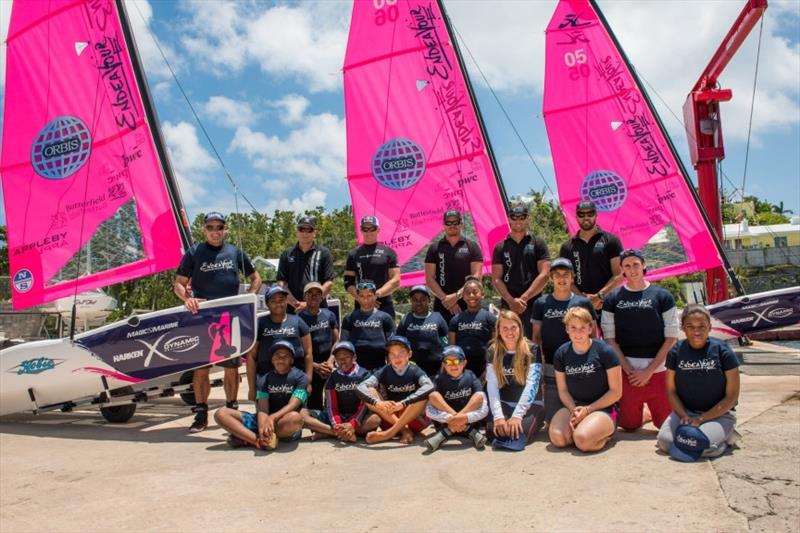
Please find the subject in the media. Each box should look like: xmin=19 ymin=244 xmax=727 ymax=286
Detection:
xmin=124 ymin=0 xmax=182 ymax=80
xmin=264 ymin=187 xmax=328 ymax=214
xmin=0 ymin=0 xmax=10 ymax=90
xmin=204 ymin=95 xmax=256 ymax=128
xmin=162 ymin=121 xmax=216 ymax=208
xmin=271 ymin=94 xmax=310 ymax=125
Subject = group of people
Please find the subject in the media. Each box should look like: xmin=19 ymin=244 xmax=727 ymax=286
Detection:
xmin=173 ymin=202 xmax=740 ymax=461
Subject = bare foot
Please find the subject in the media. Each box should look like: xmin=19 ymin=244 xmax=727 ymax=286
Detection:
xmin=366 ymin=430 xmax=391 ymax=444
xmin=311 ymin=431 xmax=326 ymax=441
xmin=399 ymin=428 xmax=414 ymax=444
xmin=642 ymin=405 xmax=652 ymax=425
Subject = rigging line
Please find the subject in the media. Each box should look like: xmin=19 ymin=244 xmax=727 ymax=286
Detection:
xmin=740 ymin=17 xmax=764 ymax=199
xmin=129 ymin=1 xmax=259 ymax=214
xmin=448 ymin=23 xmax=556 ymax=200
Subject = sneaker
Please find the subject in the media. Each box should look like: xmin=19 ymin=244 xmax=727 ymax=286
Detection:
xmin=424 ymin=430 xmax=448 ymax=452
xmin=226 ymin=401 xmax=239 ymax=410
xmin=467 ymin=428 xmax=487 ymax=450
xmin=226 ymin=435 xmax=246 ymax=448
xmin=189 ymin=409 xmax=208 ymax=433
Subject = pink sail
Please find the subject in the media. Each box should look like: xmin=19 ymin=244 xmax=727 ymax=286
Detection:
xmin=1 ymin=0 xmax=185 ymax=309
xmin=344 ymin=0 xmax=509 ymax=286
xmin=543 ymin=0 xmax=724 ymax=280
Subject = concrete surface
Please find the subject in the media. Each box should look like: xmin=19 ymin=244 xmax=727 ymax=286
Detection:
xmin=1 ymin=374 xmax=798 ymax=532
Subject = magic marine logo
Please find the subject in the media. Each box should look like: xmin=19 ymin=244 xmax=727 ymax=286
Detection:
xmin=31 ymin=116 xmax=92 ymax=180
xmin=7 ymin=357 xmax=65 ymax=375
xmin=371 ymin=138 xmax=426 ymax=190
xmin=580 ymin=170 xmax=627 ymax=212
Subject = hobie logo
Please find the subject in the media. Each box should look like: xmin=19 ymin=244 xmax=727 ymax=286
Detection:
xmin=371 ymin=138 xmax=426 ymax=190
xmin=12 ymin=269 xmax=34 ymax=293
xmin=580 ymin=170 xmax=627 ymax=212
xmin=31 ymin=116 xmax=92 ymax=180
xmin=8 ymin=357 xmax=63 ymax=375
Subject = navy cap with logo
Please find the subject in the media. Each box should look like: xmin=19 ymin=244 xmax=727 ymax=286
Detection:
xmin=265 ymin=285 xmax=289 ymax=301
xmin=332 ymin=341 xmax=357 ymax=356
xmin=386 ymin=335 xmax=412 ymax=351
xmin=669 ymin=424 xmax=711 ymax=462
xmin=409 ymin=284 xmax=430 ymax=298
xmin=360 ymin=215 xmax=380 ymax=228
xmin=442 ymin=345 xmax=466 ymax=361
xmin=492 ymin=433 xmax=527 ymax=452
xmin=508 ymin=204 xmax=529 ymax=216
xmin=267 ymin=339 xmax=296 ymax=359
xmin=619 ymin=248 xmax=645 ymax=263
xmin=296 ymin=216 xmax=317 ymax=229
xmin=575 ymin=201 xmax=596 ymax=213
xmin=550 ymin=257 xmax=574 ymax=271
xmin=204 ymin=212 xmax=226 ymax=223
xmin=443 ymin=209 xmax=462 ymax=222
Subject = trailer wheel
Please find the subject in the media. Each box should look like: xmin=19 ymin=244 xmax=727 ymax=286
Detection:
xmin=100 ymin=387 xmax=137 ymax=423
xmin=179 ymin=371 xmax=196 ymax=406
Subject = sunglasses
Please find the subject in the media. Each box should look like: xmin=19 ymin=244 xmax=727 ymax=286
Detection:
xmin=205 ymin=225 xmax=225 ymax=231
xmin=444 ymin=220 xmax=462 ymax=226
xmin=297 ymin=226 xmax=315 ymax=233
xmin=361 ymin=226 xmax=378 ymax=233
xmin=576 ymin=211 xmax=596 ymax=218
xmin=509 ymin=214 xmax=528 ymax=221
xmin=356 ymin=281 xmax=376 ymax=290
xmin=442 ymin=358 xmax=462 ymax=366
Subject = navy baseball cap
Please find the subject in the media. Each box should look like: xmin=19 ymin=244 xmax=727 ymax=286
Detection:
xmin=492 ymin=434 xmax=527 ymax=452
xmin=267 ymin=340 xmax=296 ymax=359
xmin=360 ymin=215 xmax=380 ymax=228
xmin=409 ymin=285 xmax=430 ymax=298
xmin=386 ymin=335 xmax=412 ymax=351
xmin=576 ymin=201 xmax=596 ymax=213
xmin=508 ymin=204 xmax=529 ymax=216
xmin=443 ymin=209 xmax=462 ymax=222
xmin=550 ymin=257 xmax=574 ymax=271
xmin=204 ymin=212 xmax=225 ymax=223
xmin=265 ymin=285 xmax=289 ymax=301
xmin=619 ymin=248 xmax=645 ymax=263
xmin=670 ymin=425 xmax=710 ymax=462
xmin=332 ymin=341 xmax=356 ymax=356
xmin=442 ymin=345 xmax=466 ymax=361
xmin=297 ymin=216 xmax=317 ymax=229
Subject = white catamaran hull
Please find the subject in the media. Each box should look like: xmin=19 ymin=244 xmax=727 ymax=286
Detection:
xmin=0 ymin=294 xmax=258 ymax=417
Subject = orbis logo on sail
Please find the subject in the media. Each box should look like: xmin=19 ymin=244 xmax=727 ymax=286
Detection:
xmin=30 ymin=116 xmax=92 ymax=180
xmin=580 ymin=170 xmax=628 ymax=211
xmin=371 ymin=138 xmax=426 ymax=190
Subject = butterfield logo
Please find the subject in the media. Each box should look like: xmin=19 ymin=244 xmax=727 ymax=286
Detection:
xmin=12 ymin=269 xmax=34 ymax=293
xmin=8 ymin=357 xmax=64 ymax=375
xmin=371 ymin=138 xmax=426 ymax=190
xmin=580 ymin=170 xmax=627 ymax=212
xmin=31 ymin=116 xmax=92 ymax=179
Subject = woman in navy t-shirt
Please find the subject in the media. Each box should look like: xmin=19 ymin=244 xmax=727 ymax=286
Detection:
xmin=657 ymin=304 xmax=740 ymax=459
xmin=550 ymin=307 xmax=622 ymax=452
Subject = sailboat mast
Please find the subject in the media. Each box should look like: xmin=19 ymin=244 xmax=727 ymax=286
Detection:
xmin=114 ymin=0 xmax=193 ymax=250
xmin=436 ymin=0 xmax=510 ymax=208
xmin=589 ymin=0 xmax=744 ymax=298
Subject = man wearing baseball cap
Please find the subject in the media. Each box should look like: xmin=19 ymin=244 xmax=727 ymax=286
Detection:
xmin=424 ymin=209 xmax=484 ymax=323
xmin=344 ymin=214 xmax=400 ymax=318
xmin=558 ymin=200 xmax=624 ymax=310
xmin=276 ymin=215 xmax=334 ymax=313
xmin=396 ymin=284 xmax=449 ymax=376
xmin=491 ymin=203 xmax=551 ymax=338
xmin=174 ymin=211 xmax=262 ymax=432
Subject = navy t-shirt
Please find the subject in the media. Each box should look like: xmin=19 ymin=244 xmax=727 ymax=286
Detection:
xmin=340 ymin=308 xmax=395 ymax=370
xmin=324 ymin=365 xmax=371 ymax=417
xmin=397 ymin=312 xmax=449 ymax=365
xmin=434 ymin=369 xmax=483 ymax=412
xmin=553 ymin=340 xmax=619 ymax=406
xmin=558 ymin=228 xmax=623 ymax=295
xmin=176 ymin=242 xmax=255 ymax=300
xmin=276 ymin=243 xmax=334 ymax=304
xmin=532 ymin=293 xmax=597 ymax=364
xmin=299 ymin=308 xmax=339 ymax=363
xmin=255 ymin=314 xmax=310 ymax=375
xmin=491 ymin=234 xmax=550 ymax=298
xmin=346 ymin=243 xmax=398 ymax=306
xmin=449 ymin=309 xmax=496 ymax=373
xmin=603 ymin=284 xmax=675 ymax=358
xmin=372 ymin=364 xmax=431 ymax=403
xmin=666 ymin=338 xmax=740 ymax=412
xmin=258 ymin=367 xmax=308 ymax=413
xmin=424 ymin=237 xmax=483 ymax=295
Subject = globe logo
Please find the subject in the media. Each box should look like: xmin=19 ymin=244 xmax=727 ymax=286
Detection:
xmin=580 ymin=170 xmax=627 ymax=212
xmin=30 ymin=116 xmax=92 ymax=180
xmin=371 ymin=138 xmax=426 ymax=190
xmin=12 ymin=269 xmax=34 ymax=293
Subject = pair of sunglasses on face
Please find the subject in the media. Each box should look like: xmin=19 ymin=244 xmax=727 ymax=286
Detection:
xmin=356 ymin=281 xmax=376 ymax=290
xmin=205 ymin=225 xmax=225 ymax=231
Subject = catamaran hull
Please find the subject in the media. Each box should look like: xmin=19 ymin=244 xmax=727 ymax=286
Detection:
xmin=0 ymin=294 xmax=257 ymax=416
xmin=705 ymin=286 xmax=800 ymax=340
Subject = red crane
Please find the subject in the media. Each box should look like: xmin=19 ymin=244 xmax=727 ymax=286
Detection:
xmin=683 ymin=0 xmax=767 ymax=304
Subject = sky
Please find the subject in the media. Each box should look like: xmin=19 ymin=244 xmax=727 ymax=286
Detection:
xmin=0 ymin=0 xmax=798 ymax=225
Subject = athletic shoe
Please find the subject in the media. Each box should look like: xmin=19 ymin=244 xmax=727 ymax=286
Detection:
xmin=226 ymin=401 xmax=239 ymax=410
xmin=467 ymin=428 xmax=487 ymax=450
xmin=189 ymin=410 xmax=208 ymax=433
xmin=226 ymin=435 xmax=246 ymax=449
xmin=424 ymin=430 xmax=448 ymax=452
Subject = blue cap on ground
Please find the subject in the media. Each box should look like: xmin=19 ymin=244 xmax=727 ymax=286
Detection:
xmin=267 ymin=340 xmax=296 ymax=359
xmin=442 ymin=345 xmax=466 ymax=361
xmin=409 ymin=284 xmax=430 ymax=297
xmin=332 ymin=341 xmax=356 ymax=356
xmin=492 ymin=433 xmax=527 ymax=452
xmin=669 ymin=424 xmax=710 ymax=462
xmin=386 ymin=335 xmax=411 ymax=351
xmin=550 ymin=257 xmax=574 ymax=271
xmin=265 ymin=285 xmax=289 ymax=301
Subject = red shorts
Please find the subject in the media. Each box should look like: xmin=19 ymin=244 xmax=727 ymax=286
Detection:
xmin=380 ymin=406 xmax=430 ymax=433
xmin=619 ymin=369 xmax=670 ymax=431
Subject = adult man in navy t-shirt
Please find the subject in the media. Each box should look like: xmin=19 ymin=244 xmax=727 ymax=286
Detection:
xmin=174 ymin=212 xmax=262 ymax=432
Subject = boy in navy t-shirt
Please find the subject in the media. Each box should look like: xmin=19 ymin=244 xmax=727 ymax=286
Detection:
xmin=341 ymin=280 xmax=395 ymax=370
xmin=301 ymin=341 xmax=380 ymax=442
xmin=448 ymin=277 xmax=496 ymax=377
xmin=396 ymin=285 xmax=449 ymax=376
xmin=356 ymin=336 xmax=434 ymax=444
xmin=215 ymin=341 xmax=306 ymax=450
xmin=298 ymin=281 xmax=339 ymax=410
xmin=424 ymin=345 xmax=488 ymax=452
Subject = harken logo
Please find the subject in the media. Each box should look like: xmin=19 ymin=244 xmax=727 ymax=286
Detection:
xmin=371 ymin=138 xmax=426 ymax=190
xmin=31 ymin=116 xmax=92 ymax=179
xmin=580 ymin=170 xmax=627 ymax=212
xmin=12 ymin=269 xmax=34 ymax=293
xmin=8 ymin=357 xmax=64 ymax=375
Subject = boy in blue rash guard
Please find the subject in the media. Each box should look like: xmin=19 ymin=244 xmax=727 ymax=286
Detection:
xmin=301 ymin=341 xmax=380 ymax=442
xmin=448 ymin=277 xmax=497 ymax=378
xmin=424 ymin=345 xmax=489 ymax=452
xmin=397 ymin=285 xmax=449 ymax=376
xmin=215 ymin=341 xmax=307 ymax=450
xmin=299 ymin=282 xmax=339 ymax=410
xmin=601 ymin=249 xmax=678 ymax=431
xmin=550 ymin=307 xmax=622 ymax=453
xmin=340 ymin=280 xmax=395 ymax=371
xmin=357 ymin=336 xmax=434 ymax=444
xmin=246 ymin=285 xmax=312 ymax=401
xmin=485 ymin=310 xmax=545 ymax=451
xmin=531 ymin=258 xmax=597 ymax=422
